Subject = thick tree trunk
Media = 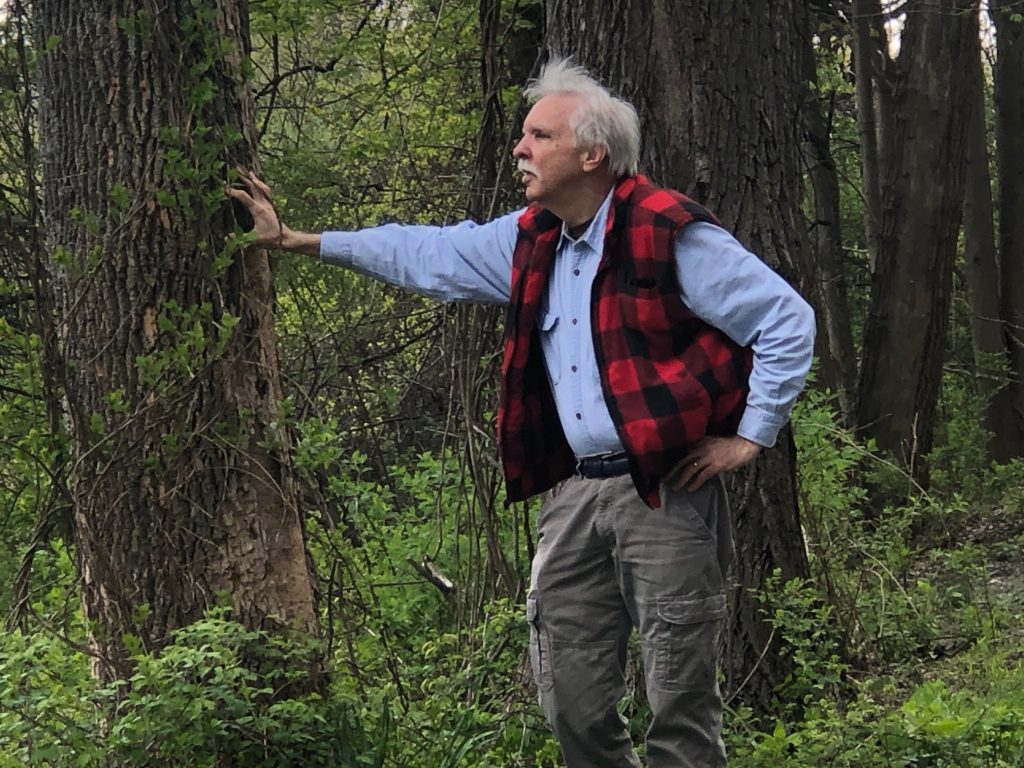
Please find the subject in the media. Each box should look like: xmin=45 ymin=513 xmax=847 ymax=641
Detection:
xmin=856 ymin=0 xmax=975 ymax=480
xmin=546 ymin=0 xmax=811 ymax=715
xmin=37 ymin=0 xmax=318 ymax=682
xmin=992 ymin=0 xmax=1024 ymax=446
xmin=962 ymin=8 xmax=1023 ymax=463
xmin=799 ymin=21 xmax=858 ymax=423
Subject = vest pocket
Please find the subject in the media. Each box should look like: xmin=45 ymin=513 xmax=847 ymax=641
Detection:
xmin=536 ymin=309 xmax=561 ymax=385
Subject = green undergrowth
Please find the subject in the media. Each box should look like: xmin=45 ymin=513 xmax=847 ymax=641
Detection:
xmin=0 ymin=602 xmax=553 ymax=767
xmin=0 ymin=612 xmax=367 ymax=768
xmin=2 ymin=389 xmax=1024 ymax=766
xmin=724 ymin=387 xmax=1024 ymax=767
xmin=728 ymin=637 xmax=1024 ymax=767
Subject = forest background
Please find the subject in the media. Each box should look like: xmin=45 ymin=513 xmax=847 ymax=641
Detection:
xmin=1 ymin=0 xmax=1024 ymax=766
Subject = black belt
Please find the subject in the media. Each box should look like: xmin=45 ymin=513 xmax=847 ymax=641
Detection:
xmin=576 ymin=452 xmax=630 ymax=479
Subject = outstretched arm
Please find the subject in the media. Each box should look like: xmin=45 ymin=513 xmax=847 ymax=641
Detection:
xmin=226 ymin=170 xmax=321 ymax=255
xmin=227 ymin=169 xmax=520 ymax=304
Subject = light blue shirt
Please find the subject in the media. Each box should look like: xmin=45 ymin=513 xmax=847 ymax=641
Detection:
xmin=321 ymin=191 xmax=815 ymax=456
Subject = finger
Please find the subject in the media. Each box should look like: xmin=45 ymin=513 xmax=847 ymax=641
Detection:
xmin=686 ymin=466 xmax=711 ymax=492
xmin=231 ymin=169 xmax=256 ymax=193
xmin=671 ymin=457 xmax=704 ymax=490
xmin=246 ymin=172 xmax=273 ymax=199
xmin=225 ymin=186 xmax=254 ymax=207
xmin=666 ymin=456 xmax=692 ymax=487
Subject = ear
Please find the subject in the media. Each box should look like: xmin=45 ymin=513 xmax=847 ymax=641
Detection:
xmin=580 ymin=144 xmax=608 ymax=173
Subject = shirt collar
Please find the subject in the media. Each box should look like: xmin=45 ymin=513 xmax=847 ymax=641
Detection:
xmin=557 ymin=188 xmax=616 ymax=252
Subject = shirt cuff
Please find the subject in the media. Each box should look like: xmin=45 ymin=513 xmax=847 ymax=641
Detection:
xmin=736 ymin=406 xmax=785 ymax=448
xmin=319 ymin=231 xmax=355 ymax=266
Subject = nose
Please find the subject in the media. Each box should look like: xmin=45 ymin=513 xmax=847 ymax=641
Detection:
xmin=513 ymin=135 xmax=529 ymax=159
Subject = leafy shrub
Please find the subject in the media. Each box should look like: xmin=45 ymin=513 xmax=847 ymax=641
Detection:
xmin=0 ymin=614 xmax=362 ymax=767
xmin=727 ymin=646 xmax=1024 ymax=767
xmin=929 ymin=370 xmax=996 ymax=504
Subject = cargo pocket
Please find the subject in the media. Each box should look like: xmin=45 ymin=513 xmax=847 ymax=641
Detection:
xmin=526 ymin=593 xmax=553 ymax=692
xmin=654 ymin=593 xmax=727 ymax=693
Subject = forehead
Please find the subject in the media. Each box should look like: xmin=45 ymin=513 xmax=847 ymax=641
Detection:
xmin=524 ymin=93 xmax=582 ymax=131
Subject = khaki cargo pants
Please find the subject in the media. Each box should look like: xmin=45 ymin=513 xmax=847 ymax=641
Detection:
xmin=527 ymin=473 xmax=732 ymax=767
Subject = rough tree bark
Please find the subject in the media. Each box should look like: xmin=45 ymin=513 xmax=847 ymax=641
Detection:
xmin=992 ymin=0 xmax=1024 ymax=450
xmin=962 ymin=5 xmax=1023 ymax=463
xmin=37 ymin=0 xmax=319 ymax=683
xmin=545 ymin=0 xmax=812 ymax=715
xmin=856 ymin=0 xmax=976 ymax=480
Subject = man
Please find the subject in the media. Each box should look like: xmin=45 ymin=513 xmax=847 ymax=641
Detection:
xmin=229 ymin=58 xmax=814 ymax=768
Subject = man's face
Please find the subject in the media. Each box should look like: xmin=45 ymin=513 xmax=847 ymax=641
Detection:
xmin=513 ymin=94 xmax=588 ymax=207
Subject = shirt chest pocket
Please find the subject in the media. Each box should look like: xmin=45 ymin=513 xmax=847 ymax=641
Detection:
xmin=536 ymin=309 xmax=562 ymax=386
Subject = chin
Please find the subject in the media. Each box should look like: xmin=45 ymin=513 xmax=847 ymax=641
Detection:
xmin=523 ymin=186 xmax=543 ymax=203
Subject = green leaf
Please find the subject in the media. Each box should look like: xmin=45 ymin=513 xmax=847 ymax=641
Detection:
xmin=155 ymin=189 xmax=178 ymax=209
xmin=110 ymin=183 xmax=130 ymax=212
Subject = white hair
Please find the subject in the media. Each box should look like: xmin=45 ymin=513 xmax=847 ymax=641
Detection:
xmin=523 ymin=57 xmax=641 ymax=177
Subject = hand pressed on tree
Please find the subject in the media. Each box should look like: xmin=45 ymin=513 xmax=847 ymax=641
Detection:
xmin=226 ymin=170 xmax=321 ymax=255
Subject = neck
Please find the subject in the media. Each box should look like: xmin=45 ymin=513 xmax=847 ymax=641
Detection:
xmin=546 ymin=175 xmax=617 ymax=229
xmin=567 ymin=220 xmax=591 ymax=239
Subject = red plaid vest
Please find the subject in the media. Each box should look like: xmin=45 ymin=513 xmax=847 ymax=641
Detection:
xmin=498 ymin=175 xmax=753 ymax=508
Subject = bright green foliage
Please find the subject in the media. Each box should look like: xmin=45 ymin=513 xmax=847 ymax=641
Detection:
xmin=791 ymin=390 xmax=1004 ymax=662
xmin=761 ymin=573 xmax=847 ymax=714
xmin=930 ymin=369 xmax=1009 ymax=503
xmin=0 ymin=626 xmax=97 ymax=767
xmin=0 ymin=437 xmax=558 ymax=765
xmin=294 ymin=437 xmax=555 ymax=765
xmin=724 ymin=389 xmax=1024 ymax=766
xmin=727 ymin=646 xmax=1024 ymax=767
xmin=328 ymin=597 xmax=558 ymax=767
xmin=0 ymin=283 xmax=64 ymax=620
xmin=0 ymin=614 xmax=359 ymax=767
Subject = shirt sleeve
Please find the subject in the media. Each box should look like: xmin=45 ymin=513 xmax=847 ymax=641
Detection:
xmin=319 ymin=210 xmax=523 ymax=305
xmin=675 ymin=222 xmax=816 ymax=448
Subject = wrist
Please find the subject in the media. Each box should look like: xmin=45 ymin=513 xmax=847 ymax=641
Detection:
xmin=735 ymin=435 xmax=762 ymax=457
xmin=280 ymin=227 xmax=321 ymax=256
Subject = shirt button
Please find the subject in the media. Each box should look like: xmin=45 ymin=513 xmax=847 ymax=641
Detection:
xmin=573 ymin=268 xmax=580 ymax=276
xmin=571 ymin=365 xmax=577 ymax=373
xmin=571 ymin=318 xmax=578 ymax=325
xmin=575 ymin=412 xmax=582 ymax=420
